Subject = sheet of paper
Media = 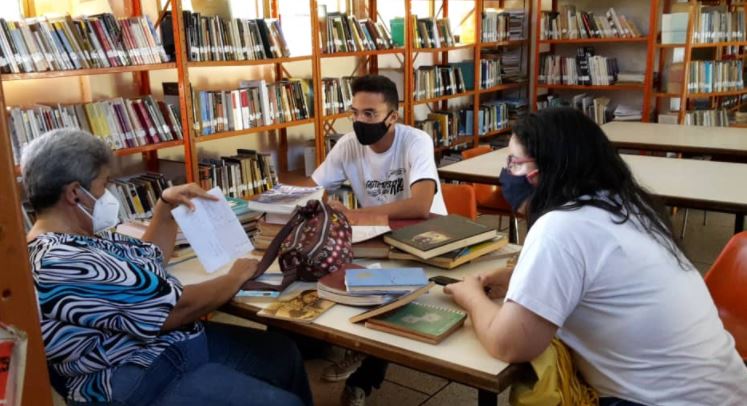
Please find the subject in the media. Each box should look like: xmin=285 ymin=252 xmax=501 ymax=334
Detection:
xmin=352 ymin=225 xmax=391 ymax=243
xmin=172 ymin=187 xmax=254 ymax=273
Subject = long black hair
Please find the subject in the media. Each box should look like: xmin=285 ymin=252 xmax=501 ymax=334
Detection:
xmin=513 ymin=107 xmax=687 ymax=266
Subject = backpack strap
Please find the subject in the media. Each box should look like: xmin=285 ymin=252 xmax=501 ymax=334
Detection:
xmin=240 ymin=204 xmax=308 ymax=291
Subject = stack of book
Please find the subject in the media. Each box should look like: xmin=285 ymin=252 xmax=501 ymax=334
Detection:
xmin=688 ymin=61 xmax=744 ymax=94
xmin=319 ymin=9 xmax=395 ymax=53
xmin=8 ymin=95 xmax=182 ymax=163
xmin=192 ymin=78 xmax=312 ymax=136
xmin=389 ymin=236 xmax=508 ymax=269
xmin=412 ymin=16 xmax=456 ymax=48
xmin=539 ymin=47 xmax=619 ymax=86
xmin=321 ymin=76 xmax=355 ymax=116
xmin=182 ymin=12 xmax=290 ymax=61
xmin=226 ymin=196 xmax=264 ymax=240
xmin=383 ymin=215 xmax=498 ymax=260
xmin=613 ymin=105 xmax=643 ymax=122
xmin=481 ymin=9 xmax=525 ymax=42
xmin=318 ymin=265 xmax=430 ymax=307
xmin=413 ymin=64 xmax=467 ymax=100
xmin=328 ymin=184 xmax=359 ymax=210
xmin=246 ymin=183 xmax=325 ymax=225
xmin=438 ymin=153 xmax=462 ymax=167
xmin=197 ymin=149 xmax=278 ymax=199
xmin=540 ymin=7 xmax=642 ymax=40
xmin=477 ymin=102 xmax=510 ymax=134
xmin=0 ymin=14 xmax=169 ymax=74
xmin=499 ymin=47 xmax=525 ymax=83
xmin=692 ymin=6 xmax=745 ymax=44
xmin=685 ymin=109 xmax=730 ymax=127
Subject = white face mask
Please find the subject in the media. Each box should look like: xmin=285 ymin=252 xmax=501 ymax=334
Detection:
xmin=77 ymin=187 xmax=121 ymax=233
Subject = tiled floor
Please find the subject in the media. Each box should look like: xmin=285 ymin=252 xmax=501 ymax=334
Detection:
xmin=51 ymin=210 xmax=735 ymax=406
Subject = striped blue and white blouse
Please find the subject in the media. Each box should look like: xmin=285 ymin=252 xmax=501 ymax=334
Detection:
xmin=28 ymin=232 xmax=204 ymax=403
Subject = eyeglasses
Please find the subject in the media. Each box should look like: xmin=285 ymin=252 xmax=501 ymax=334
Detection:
xmin=349 ymin=110 xmax=391 ymax=122
xmin=506 ymin=154 xmax=535 ymax=174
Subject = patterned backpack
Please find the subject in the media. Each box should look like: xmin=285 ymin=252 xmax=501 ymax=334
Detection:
xmin=242 ymin=200 xmax=353 ymax=291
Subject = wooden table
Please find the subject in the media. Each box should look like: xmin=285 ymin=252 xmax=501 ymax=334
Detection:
xmin=168 ymin=245 xmax=529 ymax=405
xmin=438 ymin=148 xmax=747 ymax=233
xmin=602 ymin=121 xmax=747 ymax=159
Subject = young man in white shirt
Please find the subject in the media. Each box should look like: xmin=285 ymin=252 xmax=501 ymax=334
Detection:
xmin=312 ymin=75 xmax=446 ymax=405
xmin=312 ymin=75 xmax=446 ymax=219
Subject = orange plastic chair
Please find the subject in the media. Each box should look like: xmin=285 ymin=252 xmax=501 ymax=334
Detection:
xmin=441 ymin=183 xmax=477 ymax=220
xmin=704 ymin=231 xmax=747 ymax=361
xmin=461 ymin=145 xmax=519 ymax=242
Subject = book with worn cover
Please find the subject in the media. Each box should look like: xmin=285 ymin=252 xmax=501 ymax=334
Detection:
xmin=246 ymin=184 xmax=324 ymax=214
xmin=349 ymin=282 xmax=434 ymax=323
xmin=317 ymin=264 xmax=396 ymax=306
xmin=388 ymin=236 xmax=508 ymax=269
xmin=345 ymin=267 xmax=428 ymax=293
xmin=257 ymin=290 xmax=335 ymax=323
xmin=365 ymin=302 xmax=466 ymax=344
xmin=383 ymin=215 xmax=497 ymax=259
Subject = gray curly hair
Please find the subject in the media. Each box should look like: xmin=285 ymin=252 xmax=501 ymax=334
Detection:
xmin=21 ymin=129 xmax=112 ymax=212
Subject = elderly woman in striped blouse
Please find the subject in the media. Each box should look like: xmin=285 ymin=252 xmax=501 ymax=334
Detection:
xmin=23 ymin=129 xmax=311 ymax=406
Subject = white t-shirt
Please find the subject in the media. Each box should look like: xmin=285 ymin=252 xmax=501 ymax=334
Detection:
xmin=506 ymin=203 xmax=747 ymax=405
xmin=312 ymin=124 xmax=447 ymax=215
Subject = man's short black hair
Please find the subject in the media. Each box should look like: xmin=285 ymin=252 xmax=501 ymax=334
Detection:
xmin=351 ymin=75 xmax=399 ymax=111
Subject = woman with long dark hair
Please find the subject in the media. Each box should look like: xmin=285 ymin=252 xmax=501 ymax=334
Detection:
xmin=445 ymin=108 xmax=747 ymax=405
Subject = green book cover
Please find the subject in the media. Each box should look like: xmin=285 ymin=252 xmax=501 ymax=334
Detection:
xmin=390 ymin=17 xmax=405 ymax=47
xmin=372 ymin=302 xmax=466 ymax=337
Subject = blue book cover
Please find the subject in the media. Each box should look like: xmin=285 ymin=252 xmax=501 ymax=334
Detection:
xmin=345 ymin=268 xmax=428 ymax=292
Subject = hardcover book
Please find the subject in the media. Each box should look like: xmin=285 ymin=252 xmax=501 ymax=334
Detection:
xmin=383 ymin=215 xmax=497 ymax=259
xmin=365 ymin=302 xmax=466 ymax=344
xmin=344 ymin=267 xmax=429 ymax=294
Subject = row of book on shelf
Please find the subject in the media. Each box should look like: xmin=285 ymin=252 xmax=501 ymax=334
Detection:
xmin=539 ymin=47 xmax=622 ymax=86
xmin=410 ymin=16 xmax=457 ymax=49
xmin=540 ymin=7 xmax=642 ymax=40
xmin=414 ymin=98 xmax=526 ymax=147
xmin=197 ymin=149 xmax=278 ymax=199
xmin=318 ymin=9 xmax=396 ymax=54
xmin=481 ymin=9 xmax=525 ymax=42
xmin=0 ymin=14 xmax=169 ymax=74
xmin=8 ymin=95 xmax=182 ymax=163
xmin=662 ymin=8 xmax=746 ymax=44
xmin=687 ymin=60 xmax=744 ymax=93
xmin=180 ymin=12 xmax=290 ymax=62
xmin=414 ymin=64 xmax=468 ymax=100
xmin=537 ymin=93 xmax=644 ymax=125
xmin=191 ymin=79 xmax=312 ymax=136
xmin=321 ymin=76 xmax=355 ymax=116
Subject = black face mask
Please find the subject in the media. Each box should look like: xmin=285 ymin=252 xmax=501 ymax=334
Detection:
xmin=353 ymin=112 xmax=392 ymax=145
xmin=499 ymin=168 xmax=535 ymax=212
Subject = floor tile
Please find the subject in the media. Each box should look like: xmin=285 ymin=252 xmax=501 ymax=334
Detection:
xmin=420 ymin=382 xmax=510 ymax=406
xmin=385 ymin=364 xmax=449 ymax=396
xmin=365 ymin=380 xmax=429 ymax=406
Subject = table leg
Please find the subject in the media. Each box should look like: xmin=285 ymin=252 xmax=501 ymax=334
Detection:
xmin=734 ymin=213 xmax=745 ymax=234
xmin=477 ymin=389 xmax=498 ymax=406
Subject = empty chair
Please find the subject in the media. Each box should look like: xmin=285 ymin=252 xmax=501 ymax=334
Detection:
xmin=441 ymin=183 xmax=477 ymax=220
xmin=704 ymin=231 xmax=747 ymax=361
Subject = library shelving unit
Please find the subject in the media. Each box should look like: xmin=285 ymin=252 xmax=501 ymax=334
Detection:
xmin=531 ymin=0 xmax=659 ymax=122
xmin=648 ymin=0 xmax=747 ymax=125
xmin=405 ymin=0 xmax=532 ymax=152
xmin=174 ymin=0 xmax=319 ymax=178
xmin=310 ymin=0 xmax=408 ymax=164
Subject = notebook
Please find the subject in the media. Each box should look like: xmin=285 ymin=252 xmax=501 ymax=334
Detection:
xmin=365 ymin=302 xmax=467 ymax=344
xmin=344 ymin=267 xmax=429 ymax=294
xmin=383 ymin=215 xmax=497 ymax=259
xmin=349 ymin=283 xmax=434 ymax=323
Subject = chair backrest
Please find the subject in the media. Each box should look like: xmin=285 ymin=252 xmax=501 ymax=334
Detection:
xmin=461 ymin=145 xmax=493 ymax=160
xmin=704 ymin=231 xmax=747 ymax=359
xmin=441 ymin=183 xmax=477 ymax=220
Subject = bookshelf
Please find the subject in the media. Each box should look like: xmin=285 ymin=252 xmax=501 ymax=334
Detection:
xmin=405 ymin=0 xmax=531 ymax=154
xmin=531 ymin=0 xmax=658 ymax=123
xmin=647 ymin=0 xmax=747 ymax=126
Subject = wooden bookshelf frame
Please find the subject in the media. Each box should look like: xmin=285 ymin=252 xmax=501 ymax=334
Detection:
xmin=646 ymin=0 xmax=747 ymax=125
xmin=531 ymin=0 xmax=658 ymax=122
